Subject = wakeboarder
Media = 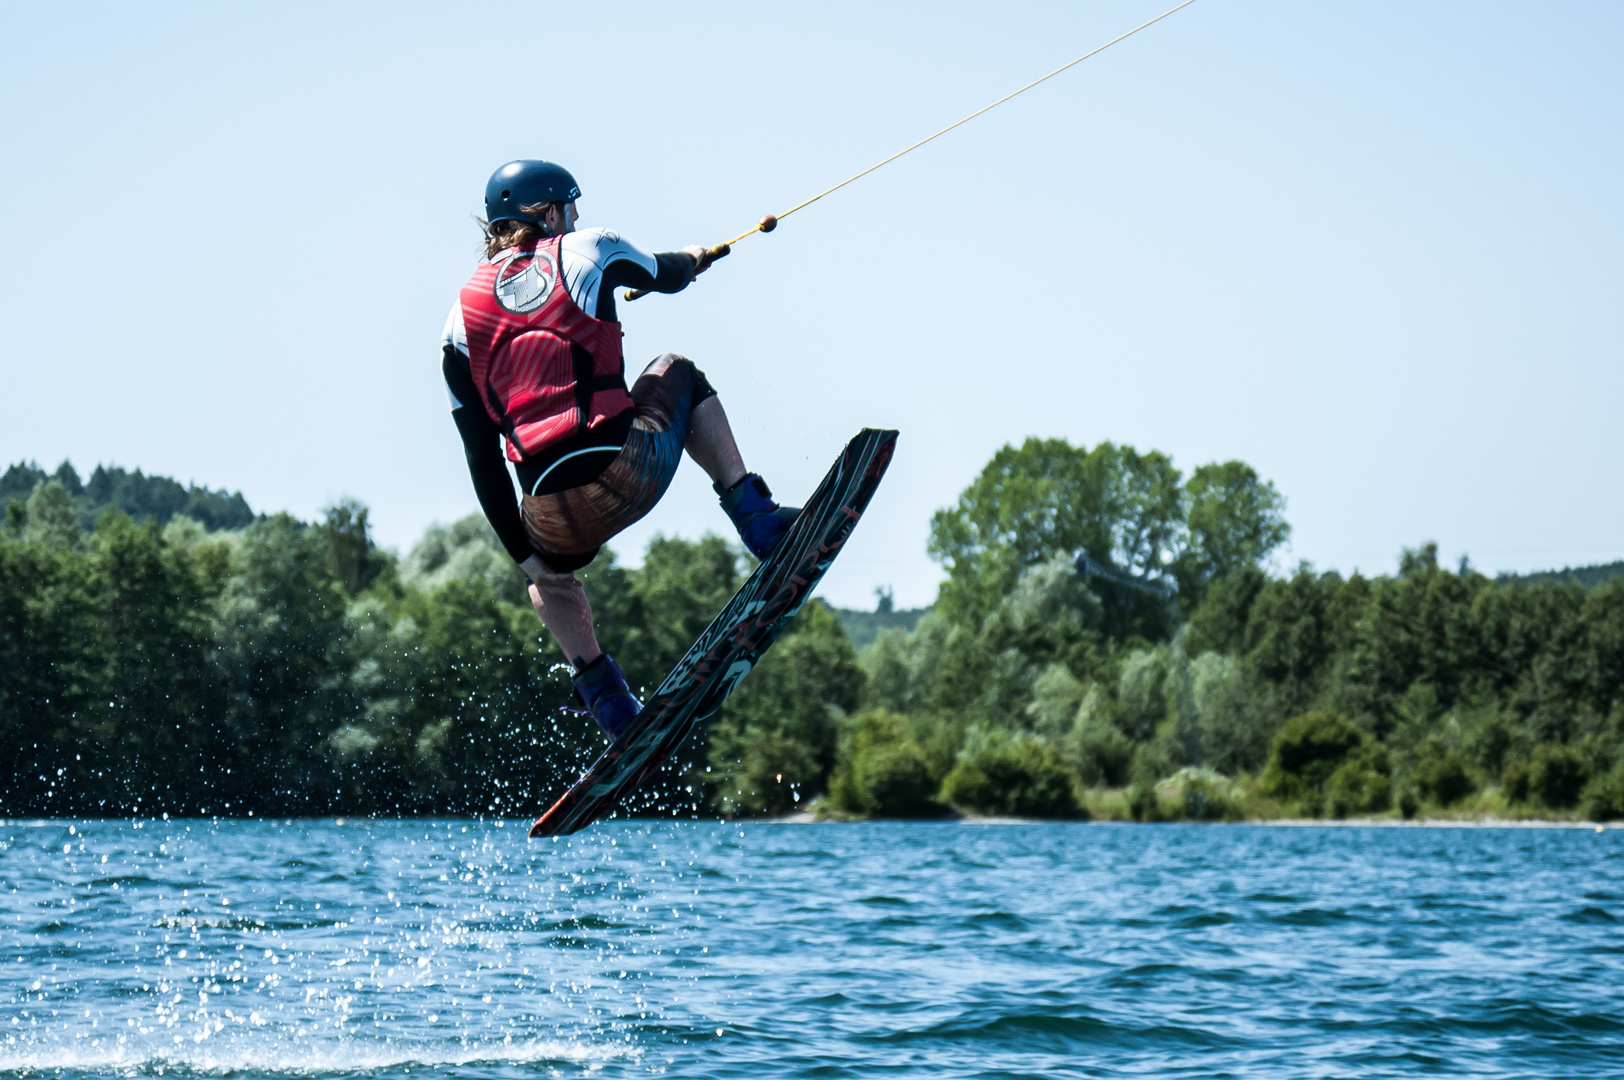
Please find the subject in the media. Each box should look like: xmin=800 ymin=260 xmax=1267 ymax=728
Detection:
xmin=441 ymin=160 xmax=797 ymax=741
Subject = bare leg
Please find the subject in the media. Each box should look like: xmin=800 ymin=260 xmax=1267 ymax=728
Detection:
xmin=526 ymin=568 xmax=601 ymax=667
xmin=686 ymin=395 xmax=748 ymax=490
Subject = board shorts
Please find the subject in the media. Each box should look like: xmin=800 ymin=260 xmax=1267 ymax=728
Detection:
xmin=521 ymin=354 xmax=715 ymax=573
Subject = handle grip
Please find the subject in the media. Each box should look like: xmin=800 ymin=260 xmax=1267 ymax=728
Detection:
xmin=624 ymin=242 xmax=731 ymax=302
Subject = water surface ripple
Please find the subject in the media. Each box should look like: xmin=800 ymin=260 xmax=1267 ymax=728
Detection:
xmin=2 ymin=820 xmax=1620 ymax=1077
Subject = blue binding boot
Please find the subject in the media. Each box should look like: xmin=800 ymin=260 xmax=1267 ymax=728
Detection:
xmin=571 ymin=654 xmax=642 ymax=741
xmin=717 ymin=474 xmax=799 ymax=559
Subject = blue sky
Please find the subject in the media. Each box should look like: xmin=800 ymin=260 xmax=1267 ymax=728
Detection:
xmin=2 ymin=1 xmax=1619 ymax=608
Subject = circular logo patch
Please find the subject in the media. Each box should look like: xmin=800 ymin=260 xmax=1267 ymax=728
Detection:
xmin=492 ymin=249 xmax=558 ymax=314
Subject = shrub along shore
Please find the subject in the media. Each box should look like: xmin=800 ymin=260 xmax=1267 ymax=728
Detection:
xmin=3 ymin=439 xmax=1622 ymax=823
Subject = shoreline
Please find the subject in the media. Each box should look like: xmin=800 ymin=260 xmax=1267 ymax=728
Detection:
xmin=3 ymin=814 xmax=1610 ymax=831
xmin=767 ymin=811 xmax=1610 ymax=830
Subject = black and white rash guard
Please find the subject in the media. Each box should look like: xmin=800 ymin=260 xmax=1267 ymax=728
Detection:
xmin=441 ymin=228 xmax=696 ymax=564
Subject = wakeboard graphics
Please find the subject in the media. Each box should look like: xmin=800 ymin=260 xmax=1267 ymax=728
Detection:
xmin=530 ymin=427 xmax=898 ymax=838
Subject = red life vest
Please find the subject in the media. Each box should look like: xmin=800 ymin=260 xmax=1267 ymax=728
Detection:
xmin=458 ymin=236 xmax=634 ymax=463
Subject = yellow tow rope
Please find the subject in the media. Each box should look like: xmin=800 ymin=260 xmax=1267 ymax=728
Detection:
xmin=627 ymin=0 xmax=1202 ymax=301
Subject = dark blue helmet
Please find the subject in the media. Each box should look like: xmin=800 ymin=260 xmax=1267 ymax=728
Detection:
xmin=484 ymin=160 xmax=581 ymax=225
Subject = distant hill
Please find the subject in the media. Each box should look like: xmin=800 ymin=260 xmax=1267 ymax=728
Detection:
xmin=1 ymin=460 xmax=256 ymax=532
xmin=1499 ymin=560 xmax=1624 ymax=590
xmin=833 ymin=588 xmax=931 ymax=652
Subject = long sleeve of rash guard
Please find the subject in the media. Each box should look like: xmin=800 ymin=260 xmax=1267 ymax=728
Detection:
xmin=585 ymin=251 xmax=695 ymax=322
xmin=441 ymin=345 xmax=536 ymax=564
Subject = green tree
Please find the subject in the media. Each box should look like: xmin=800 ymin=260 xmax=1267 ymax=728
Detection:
xmin=1582 ymin=755 xmax=1624 ymax=821
xmin=328 ymin=592 xmax=423 ymax=812
xmin=320 ymin=497 xmax=391 ymax=597
xmin=212 ymin=514 xmax=351 ymax=814
xmin=1261 ymin=710 xmax=1391 ymax=817
xmin=940 ymin=728 xmax=1081 ymax=818
xmin=1175 ymin=461 xmax=1289 ymax=605
xmin=1526 ymin=743 xmax=1588 ymax=809
xmin=400 ymin=575 xmax=571 ymax=815
xmin=1406 ymin=736 xmax=1474 ymax=808
xmin=927 ymin=438 xmax=1182 ymax=636
xmin=1189 ymin=650 xmax=1272 ymax=776
xmin=80 ymin=512 xmax=226 ymax=814
xmin=23 ymin=481 xmax=82 ymax=549
xmin=0 ymin=528 xmax=97 ymax=815
xmin=826 ymin=710 xmax=941 ymax=818
xmin=1185 ymin=566 xmax=1267 ymax=656
xmin=1 ymin=460 xmax=255 ymax=532
xmin=1063 ymin=684 xmax=1134 ymax=786
xmin=403 ymin=513 xmax=528 ymax=602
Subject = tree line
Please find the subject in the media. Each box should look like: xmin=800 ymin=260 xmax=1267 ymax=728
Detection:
xmin=3 ymin=440 xmax=1622 ymax=822
xmin=0 ymin=473 xmax=855 ymax=819
xmin=0 ymin=460 xmax=254 ymax=533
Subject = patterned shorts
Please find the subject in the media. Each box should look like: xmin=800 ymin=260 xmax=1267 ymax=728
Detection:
xmin=521 ymin=354 xmax=714 ymax=573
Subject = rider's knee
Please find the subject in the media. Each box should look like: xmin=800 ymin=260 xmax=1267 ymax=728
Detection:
xmin=638 ymin=353 xmax=718 ymax=410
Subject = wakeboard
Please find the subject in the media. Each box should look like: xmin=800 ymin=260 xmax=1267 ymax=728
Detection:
xmin=529 ymin=427 xmax=898 ymax=838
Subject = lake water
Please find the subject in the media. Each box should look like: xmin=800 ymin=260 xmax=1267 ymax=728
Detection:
xmin=3 ymin=819 xmax=1621 ymax=1078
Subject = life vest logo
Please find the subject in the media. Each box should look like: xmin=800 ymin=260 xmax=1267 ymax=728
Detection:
xmin=492 ymin=249 xmax=558 ymax=314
